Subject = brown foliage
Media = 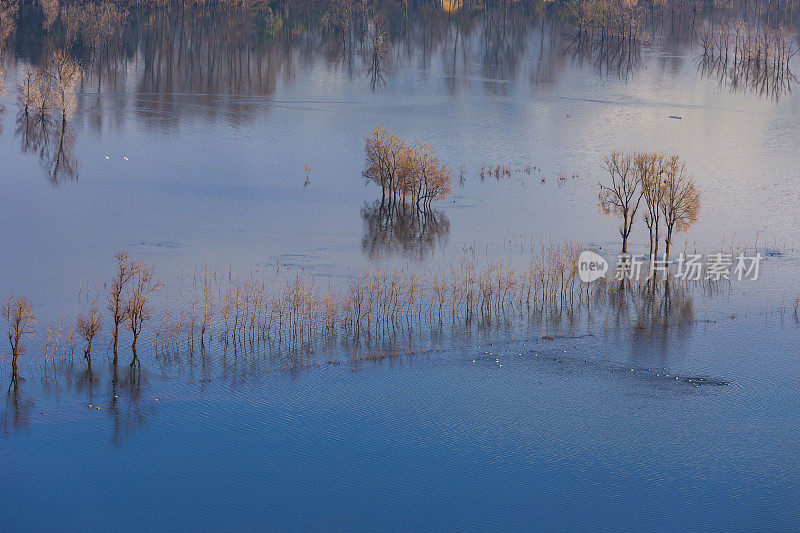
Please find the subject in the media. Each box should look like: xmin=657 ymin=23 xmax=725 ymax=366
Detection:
xmin=3 ymin=295 xmax=36 ymax=367
xmin=660 ymin=155 xmax=700 ymax=259
xmin=598 ymin=151 xmax=642 ymax=254
xmin=107 ymin=249 xmax=133 ymax=363
xmin=638 ymin=152 xmax=666 ymax=258
xmin=600 ymin=151 xmax=700 ymax=257
xmin=363 ymin=126 xmax=451 ymax=212
xmin=124 ymin=261 xmax=162 ymax=358
xmin=40 ymin=0 xmax=59 ymax=31
xmin=16 ymin=66 xmax=41 ymax=115
xmin=63 ymin=1 xmax=129 ymax=48
xmin=0 ymin=0 xmax=18 ymax=46
xmin=49 ymin=50 xmax=82 ymax=122
xmin=77 ymin=300 xmax=102 ymax=362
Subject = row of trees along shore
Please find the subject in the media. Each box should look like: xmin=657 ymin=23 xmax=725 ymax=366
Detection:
xmin=599 ymin=151 xmax=700 ymax=260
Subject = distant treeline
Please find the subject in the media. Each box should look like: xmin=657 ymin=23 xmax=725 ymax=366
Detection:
xmin=3 ymin=0 xmax=797 ymax=79
xmin=3 ymin=0 xmax=799 ymax=47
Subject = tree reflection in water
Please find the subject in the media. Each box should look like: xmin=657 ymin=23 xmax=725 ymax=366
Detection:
xmin=16 ymin=113 xmax=79 ymax=186
xmin=360 ymin=201 xmax=450 ymax=261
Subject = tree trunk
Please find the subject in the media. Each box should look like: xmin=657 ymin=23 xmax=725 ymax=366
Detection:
xmin=112 ymin=321 xmax=120 ymax=365
xmin=85 ymin=339 xmax=93 ymax=363
xmin=665 ymin=224 xmax=674 ymax=260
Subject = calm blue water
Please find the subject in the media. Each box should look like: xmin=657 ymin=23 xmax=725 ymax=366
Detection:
xmin=3 ymin=318 xmax=799 ymax=530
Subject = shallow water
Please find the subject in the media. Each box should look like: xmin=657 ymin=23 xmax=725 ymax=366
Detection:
xmin=1 ymin=4 xmax=800 ymax=530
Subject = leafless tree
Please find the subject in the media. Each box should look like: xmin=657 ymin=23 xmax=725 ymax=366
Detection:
xmin=660 ymin=156 xmax=700 ymax=260
xmin=0 ymin=0 xmax=18 ymax=46
xmin=364 ymin=126 xmax=452 ymax=213
xmin=34 ymin=64 xmax=54 ymax=120
xmin=16 ymin=66 xmax=40 ymax=116
xmin=3 ymin=296 xmax=37 ymax=373
xmin=77 ymin=300 xmax=102 ymax=366
xmin=124 ymin=261 xmax=162 ymax=366
xmin=599 ymin=151 xmax=642 ymax=254
xmin=638 ymin=152 xmax=666 ymax=259
xmin=50 ymin=50 xmax=82 ymax=124
xmin=107 ymin=250 xmax=133 ymax=365
xmin=40 ymin=0 xmax=59 ymax=32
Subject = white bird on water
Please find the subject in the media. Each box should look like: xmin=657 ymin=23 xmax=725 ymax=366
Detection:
xmin=104 ymin=156 xmax=110 ymax=159
xmin=123 ymin=156 xmax=129 ymax=161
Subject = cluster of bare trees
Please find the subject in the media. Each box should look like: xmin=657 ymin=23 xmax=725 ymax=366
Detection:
xmin=41 ymin=0 xmax=59 ymax=31
xmin=76 ymin=300 xmax=102 ymax=367
xmin=63 ymin=1 xmax=128 ymax=50
xmin=599 ymin=151 xmax=700 ymax=260
xmin=1 ymin=251 xmax=161 ymax=380
xmin=564 ymin=0 xmax=649 ymax=44
xmin=360 ymin=201 xmax=450 ymax=261
xmin=699 ymin=22 xmax=797 ymax=99
xmin=363 ymin=126 xmax=452 ymax=214
xmin=106 ymin=250 xmax=162 ymax=367
xmin=0 ymin=0 xmax=17 ymax=46
xmin=15 ymin=51 xmax=82 ymax=184
xmin=17 ymin=51 xmax=82 ymax=125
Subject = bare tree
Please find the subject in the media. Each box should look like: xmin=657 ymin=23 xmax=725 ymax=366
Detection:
xmin=40 ymin=0 xmax=59 ymax=32
xmin=107 ymin=249 xmax=133 ymax=365
xmin=16 ymin=66 xmax=40 ymax=116
xmin=50 ymin=50 xmax=82 ymax=124
xmin=599 ymin=151 xmax=642 ymax=254
xmin=363 ymin=126 xmax=392 ymax=205
xmin=77 ymin=300 xmax=102 ymax=366
xmin=660 ymin=155 xmax=700 ymax=260
xmin=3 ymin=296 xmax=37 ymax=373
xmin=124 ymin=262 xmax=162 ymax=366
xmin=639 ymin=152 xmax=666 ymax=259
xmin=363 ymin=16 xmax=392 ymax=91
xmin=364 ymin=126 xmax=452 ymax=213
xmin=34 ymin=64 xmax=54 ymax=120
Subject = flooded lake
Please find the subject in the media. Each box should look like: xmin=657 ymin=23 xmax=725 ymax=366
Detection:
xmin=1 ymin=1 xmax=799 ymax=530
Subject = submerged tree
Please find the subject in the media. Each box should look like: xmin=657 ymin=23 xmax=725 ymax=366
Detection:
xmin=3 ymin=296 xmax=36 ymax=374
xmin=124 ymin=261 xmax=161 ymax=366
xmin=50 ymin=50 xmax=82 ymax=125
xmin=77 ymin=300 xmax=102 ymax=366
xmin=638 ymin=152 xmax=666 ymax=259
xmin=363 ymin=126 xmax=451 ymax=213
xmin=41 ymin=0 xmax=59 ymax=32
xmin=33 ymin=64 xmax=54 ymax=120
xmin=107 ymin=250 xmax=133 ymax=365
xmin=599 ymin=151 xmax=642 ymax=254
xmin=16 ymin=66 xmax=41 ymax=116
xmin=660 ymin=155 xmax=700 ymax=260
